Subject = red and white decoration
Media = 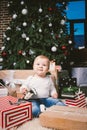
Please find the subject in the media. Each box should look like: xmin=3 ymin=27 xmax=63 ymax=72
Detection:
xmin=0 ymin=96 xmax=32 ymax=129
xmin=65 ymin=92 xmax=86 ymax=108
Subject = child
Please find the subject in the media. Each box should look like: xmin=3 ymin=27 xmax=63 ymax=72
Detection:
xmin=20 ymin=55 xmax=66 ymax=117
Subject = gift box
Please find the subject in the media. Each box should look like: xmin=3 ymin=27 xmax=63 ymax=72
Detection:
xmin=65 ymin=92 xmax=86 ymax=108
xmin=61 ymin=86 xmax=79 ymax=98
xmin=0 ymin=87 xmax=8 ymax=97
xmin=40 ymin=106 xmax=87 ymax=130
xmin=0 ymin=96 xmax=32 ymax=129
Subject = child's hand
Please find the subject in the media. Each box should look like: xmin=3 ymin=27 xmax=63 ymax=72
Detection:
xmin=21 ymin=88 xmax=27 ymax=94
xmin=20 ymin=86 xmax=27 ymax=94
xmin=51 ymin=93 xmax=58 ymax=99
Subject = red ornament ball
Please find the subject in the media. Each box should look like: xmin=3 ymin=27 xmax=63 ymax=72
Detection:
xmin=61 ymin=45 xmax=66 ymax=50
xmin=18 ymin=50 xmax=22 ymax=55
xmin=55 ymin=35 xmax=59 ymax=39
xmin=2 ymin=52 xmax=7 ymax=56
xmin=48 ymin=7 xmax=52 ymax=11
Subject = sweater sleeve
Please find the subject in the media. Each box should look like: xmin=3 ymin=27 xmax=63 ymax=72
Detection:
xmin=20 ymin=76 xmax=33 ymax=92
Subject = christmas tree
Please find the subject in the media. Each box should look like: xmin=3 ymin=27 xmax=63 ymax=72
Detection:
xmin=1 ymin=0 xmax=72 ymax=69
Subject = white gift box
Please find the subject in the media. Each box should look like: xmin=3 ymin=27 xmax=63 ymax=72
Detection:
xmin=0 ymin=86 xmax=8 ymax=97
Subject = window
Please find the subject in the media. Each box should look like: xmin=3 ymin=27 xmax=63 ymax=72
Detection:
xmin=74 ymin=23 xmax=85 ymax=48
xmin=66 ymin=0 xmax=85 ymax=19
xmin=66 ymin=0 xmax=86 ymax=48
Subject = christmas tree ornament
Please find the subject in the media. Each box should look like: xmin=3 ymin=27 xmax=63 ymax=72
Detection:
xmin=64 ymin=51 xmax=68 ymax=56
xmin=60 ymin=29 xmax=63 ymax=33
xmin=3 ymin=33 xmax=7 ymax=38
xmin=55 ymin=35 xmax=59 ymax=39
xmin=26 ymin=60 xmax=30 ymax=63
xmin=22 ymin=51 xmax=26 ymax=56
xmin=61 ymin=45 xmax=66 ymax=50
xmin=70 ymin=61 xmax=74 ymax=66
xmin=26 ymin=37 xmax=30 ymax=41
xmin=70 ymin=47 xmax=73 ymax=51
xmin=9 ymin=1 xmax=13 ymax=4
xmin=13 ymin=62 xmax=16 ymax=66
xmin=48 ymin=7 xmax=52 ymax=11
xmin=31 ymin=24 xmax=35 ymax=28
xmin=8 ymin=50 xmax=12 ymax=54
xmin=68 ymin=40 xmax=72 ymax=44
xmin=7 ymin=27 xmax=11 ymax=30
xmin=45 ymin=15 xmax=49 ymax=18
xmin=51 ymin=46 xmax=57 ymax=52
xmin=7 ymin=3 xmax=10 ymax=7
xmin=64 ymin=56 xmax=67 ymax=59
xmin=1 ymin=46 xmax=5 ymax=51
xmin=29 ymin=49 xmax=35 ymax=55
xmin=7 ymin=37 xmax=10 ymax=41
xmin=18 ymin=50 xmax=22 ymax=55
xmin=16 ymin=26 xmax=21 ymax=31
xmin=58 ymin=34 xmax=61 ymax=38
xmin=23 ymin=22 xmax=27 ymax=27
xmin=38 ymin=19 xmax=41 ymax=22
xmin=12 ymin=14 xmax=17 ymax=19
xmin=2 ymin=52 xmax=7 ymax=56
xmin=39 ymin=28 xmax=42 ymax=33
xmin=21 ymin=8 xmax=28 ymax=15
xmin=61 ymin=61 xmax=63 ymax=65
xmin=0 ymin=58 xmax=3 ymax=62
xmin=39 ymin=7 xmax=43 ymax=13
xmin=21 ymin=33 xmax=26 ymax=38
xmin=48 ymin=17 xmax=51 ymax=21
xmin=49 ymin=23 xmax=52 ymax=27
xmin=63 ymin=2 xmax=65 ymax=5
xmin=60 ymin=19 xmax=65 ymax=25
xmin=51 ymin=31 xmax=54 ymax=35
xmin=20 ymin=1 xmax=24 ymax=5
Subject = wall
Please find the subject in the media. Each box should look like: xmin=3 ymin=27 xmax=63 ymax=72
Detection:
xmin=0 ymin=0 xmax=11 ymax=48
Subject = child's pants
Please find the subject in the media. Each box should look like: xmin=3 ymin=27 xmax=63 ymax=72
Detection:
xmin=28 ymin=97 xmax=66 ymax=117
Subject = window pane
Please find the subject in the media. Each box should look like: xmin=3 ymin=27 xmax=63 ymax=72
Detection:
xmin=66 ymin=1 xmax=85 ymax=19
xmin=74 ymin=23 xmax=85 ymax=48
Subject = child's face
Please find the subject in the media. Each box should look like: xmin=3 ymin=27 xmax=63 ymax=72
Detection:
xmin=33 ymin=58 xmax=49 ymax=77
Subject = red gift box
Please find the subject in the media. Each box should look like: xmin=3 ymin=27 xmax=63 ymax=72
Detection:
xmin=65 ymin=93 xmax=86 ymax=108
xmin=0 ymin=96 xmax=32 ymax=129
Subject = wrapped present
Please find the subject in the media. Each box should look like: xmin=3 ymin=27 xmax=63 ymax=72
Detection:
xmin=61 ymin=86 xmax=79 ymax=98
xmin=0 ymin=81 xmax=8 ymax=97
xmin=0 ymin=96 xmax=32 ymax=129
xmin=40 ymin=106 xmax=87 ymax=130
xmin=0 ymin=87 xmax=8 ymax=97
xmin=65 ymin=91 xmax=86 ymax=108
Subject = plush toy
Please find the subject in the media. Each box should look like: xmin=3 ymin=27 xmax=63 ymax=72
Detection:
xmin=20 ymin=86 xmax=37 ymax=100
xmin=24 ymin=88 xmax=37 ymax=100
